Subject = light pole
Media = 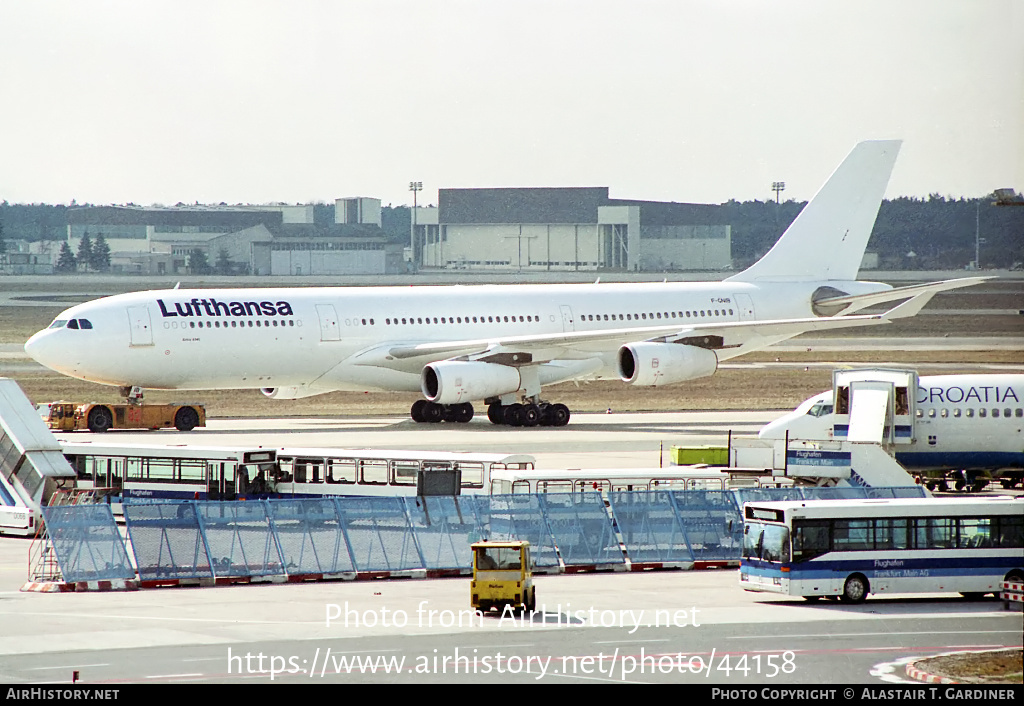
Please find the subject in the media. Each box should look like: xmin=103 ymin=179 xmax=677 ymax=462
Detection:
xmin=771 ymin=181 xmax=785 ymax=204
xmin=771 ymin=181 xmax=785 ymax=225
xmin=409 ymin=181 xmax=422 ymax=270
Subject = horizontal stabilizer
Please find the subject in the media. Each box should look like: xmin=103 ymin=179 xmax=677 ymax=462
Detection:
xmin=815 ymin=276 xmax=993 ymax=317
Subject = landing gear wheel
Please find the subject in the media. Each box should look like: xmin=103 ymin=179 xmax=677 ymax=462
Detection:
xmin=174 ymin=406 xmax=200 ymax=431
xmin=452 ymin=402 xmax=474 ymax=423
xmin=521 ymin=404 xmax=541 ymax=427
xmin=87 ymin=406 xmax=113 ymax=433
xmin=841 ymin=574 xmax=869 ymax=604
xmin=504 ymin=403 xmax=524 ymax=427
xmin=411 ymin=400 xmax=428 ymax=422
xmin=487 ymin=403 xmax=504 ymax=424
xmin=548 ymin=403 xmax=570 ymax=427
xmin=422 ymin=402 xmax=444 ymax=423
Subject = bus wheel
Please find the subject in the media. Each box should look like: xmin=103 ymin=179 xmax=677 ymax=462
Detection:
xmin=174 ymin=406 xmax=200 ymax=431
xmin=841 ymin=574 xmax=869 ymax=604
xmin=87 ymin=406 xmax=113 ymax=433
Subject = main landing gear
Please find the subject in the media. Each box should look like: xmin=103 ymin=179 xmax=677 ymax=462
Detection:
xmin=410 ymin=400 xmax=474 ymax=424
xmin=486 ymin=401 xmax=570 ymax=427
xmin=408 ymin=399 xmax=572 ymax=427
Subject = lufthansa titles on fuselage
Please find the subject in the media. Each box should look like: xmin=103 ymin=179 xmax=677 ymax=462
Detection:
xmin=157 ymin=298 xmax=294 ymax=318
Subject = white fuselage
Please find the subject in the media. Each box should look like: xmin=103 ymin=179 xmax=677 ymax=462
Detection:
xmin=25 ymin=279 xmax=885 ymax=394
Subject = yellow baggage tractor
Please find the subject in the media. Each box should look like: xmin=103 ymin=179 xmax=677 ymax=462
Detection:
xmin=471 ymin=540 xmax=536 ymax=614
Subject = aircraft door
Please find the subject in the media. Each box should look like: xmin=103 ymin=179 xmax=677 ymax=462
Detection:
xmin=316 ymin=304 xmax=341 ymax=341
xmin=560 ymin=305 xmax=575 ymax=333
xmin=733 ymin=294 xmax=755 ymax=321
xmin=127 ymin=306 xmax=154 ymax=346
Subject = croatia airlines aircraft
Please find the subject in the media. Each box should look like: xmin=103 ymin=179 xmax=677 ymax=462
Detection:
xmin=25 ymin=141 xmax=988 ymax=427
xmin=759 ymin=374 xmax=1024 ymax=487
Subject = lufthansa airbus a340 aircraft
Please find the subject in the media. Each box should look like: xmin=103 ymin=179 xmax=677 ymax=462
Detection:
xmin=25 ymin=141 xmax=989 ymax=427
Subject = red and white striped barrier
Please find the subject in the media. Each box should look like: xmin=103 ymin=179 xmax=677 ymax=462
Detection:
xmin=1001 ymin=580 xmax=1023 ymax=611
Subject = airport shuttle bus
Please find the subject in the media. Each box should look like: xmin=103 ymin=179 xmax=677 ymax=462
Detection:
xmin=488 ymin=467 xmax=793 ymax=495
xmin=60 ymin=441 xmax=277 ymax=502
xmin=272 ymin=448 xmax=535 ymax=497
xmin=739 ymin=497 xmax=1024 ymax=603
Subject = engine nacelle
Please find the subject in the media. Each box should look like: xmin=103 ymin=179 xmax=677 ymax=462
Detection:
xmin=617 ymin=343 xmax=718 ymax=386
xmin=261 ymin=386 xmax=323 ymax=400
xmin=421 ymin=361 xmax=522 ymax=405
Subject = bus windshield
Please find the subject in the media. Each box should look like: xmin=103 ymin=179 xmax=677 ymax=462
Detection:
xmin=743 ymin=521 xmax=790 ymax=563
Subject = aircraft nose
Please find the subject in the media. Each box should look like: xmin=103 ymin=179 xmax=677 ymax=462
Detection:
xmin=24 ymin=329 xmax=61 ymax=370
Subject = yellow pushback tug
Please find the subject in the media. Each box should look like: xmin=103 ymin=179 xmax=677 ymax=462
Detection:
xmin=471 ymin=540 xmax=536 ymax=614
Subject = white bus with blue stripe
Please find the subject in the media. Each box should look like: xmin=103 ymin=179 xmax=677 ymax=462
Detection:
xmin=740 ymin=496 xmax=1023 ymax=603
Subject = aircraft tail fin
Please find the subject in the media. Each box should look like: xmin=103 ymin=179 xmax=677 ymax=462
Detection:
xmin=727 ymin=140 xmax=901 ymax=283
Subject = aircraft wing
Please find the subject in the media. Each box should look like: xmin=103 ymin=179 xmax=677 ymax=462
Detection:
xmin=347 ymin=283 xmax=949 ymax=373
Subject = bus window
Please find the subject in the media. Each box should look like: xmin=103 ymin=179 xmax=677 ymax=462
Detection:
xmin=537 ymin=480 xmax=572 ymax=494
xmin=915 ymin=517 xmax=955 ymax=549
xmin=147 ymin=458 xmax=175 ymax=481
xmin=512 ymin=480 xmax=531 ymax=494
xmin=574 ymin=479 xmax=609 ymax=493
xmin=957 ymin=518 xmax=992 ymax=548
xmin=874 ymin=518 xmax=910 ymax=550
xmin=392 ymin=461 xmax=418 ymax=486
xmin=792 ymin=519 xmax=830 ymax=562
xmin=327 ymin=459 xmax=356 ymax=484
xmin=491 ymin=479 xmax=512 ymax=495
xmin=126 ymin=457 xmax=144 ymax=482
xmin=833 ymin=519 xmax=873 ymax=552
xmin=743 ymin=522 xmax=790 ymax=563
xmin=458 ymin=462 xmax=484 ymax=488
xmin=360 ymin=460 xmax=388 ymax=485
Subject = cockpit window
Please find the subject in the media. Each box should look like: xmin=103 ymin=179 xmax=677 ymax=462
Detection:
xmin=807 ymin=403 xmax=834 ymax=418
xmin=67 ymin=319 xmax=79 ymax=329
xmin=78 ymin=319 xmax=93 ymax=329
xmin=48 ymin=320 xmax=68 ymax=329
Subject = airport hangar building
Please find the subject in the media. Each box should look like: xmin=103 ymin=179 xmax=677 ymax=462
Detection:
xmin=64 ymin=188 xmax=731 ymax=276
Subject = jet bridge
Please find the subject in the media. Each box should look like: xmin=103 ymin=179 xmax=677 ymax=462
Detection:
xmin=0 ymin=378 xmax=77 ymax=535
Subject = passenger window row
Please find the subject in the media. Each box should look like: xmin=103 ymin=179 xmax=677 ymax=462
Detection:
xmin=581 ymin=308 xmax=735 ymax=322
xmin=165 ymin=319 xmax=299 ymax=329
xmin=918 ymin=407 xmax=1023 ymax=419
xmin=385 ymin=315 xmax=538 ymax=325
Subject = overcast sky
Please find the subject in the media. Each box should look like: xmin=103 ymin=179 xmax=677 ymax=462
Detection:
xmin=1 ymin=1 xmax=1021 ymax=208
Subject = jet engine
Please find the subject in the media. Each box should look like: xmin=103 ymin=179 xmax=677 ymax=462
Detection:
xmin=260 ymin=386 xmax=324 ymax=400
xmin=421 ymin=361 xmax=522 ymax=405
xmin=617 ymin=342 xmax=718 ymax=386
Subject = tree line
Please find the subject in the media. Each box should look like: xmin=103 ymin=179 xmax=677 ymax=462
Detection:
xmin=2 ymin=194 xmax=1021 ymax=270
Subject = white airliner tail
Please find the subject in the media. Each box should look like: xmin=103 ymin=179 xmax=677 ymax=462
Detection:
xmin=728 ymin=140 xmax=901 ymax=283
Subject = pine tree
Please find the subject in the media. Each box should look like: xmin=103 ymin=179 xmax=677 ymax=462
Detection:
xmin=56 ymin=242 xmax=76 ymax=272
xmin=90 ymin=234 xmax=111 ymax=271
xmin=188 ymin=249 xmax=210 ymax=275
xmin=76 ymin=234 xmax=93 ymax=272
xmin=215 ymin=248 xmax=233 ymax=275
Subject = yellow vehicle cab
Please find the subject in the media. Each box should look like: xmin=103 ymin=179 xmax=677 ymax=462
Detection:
xmin=471 ymin=540 xmax=536 ymax=614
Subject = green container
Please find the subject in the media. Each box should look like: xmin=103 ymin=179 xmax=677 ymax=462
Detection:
xmin=671 ymin=445 xmax=728 ymax=466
